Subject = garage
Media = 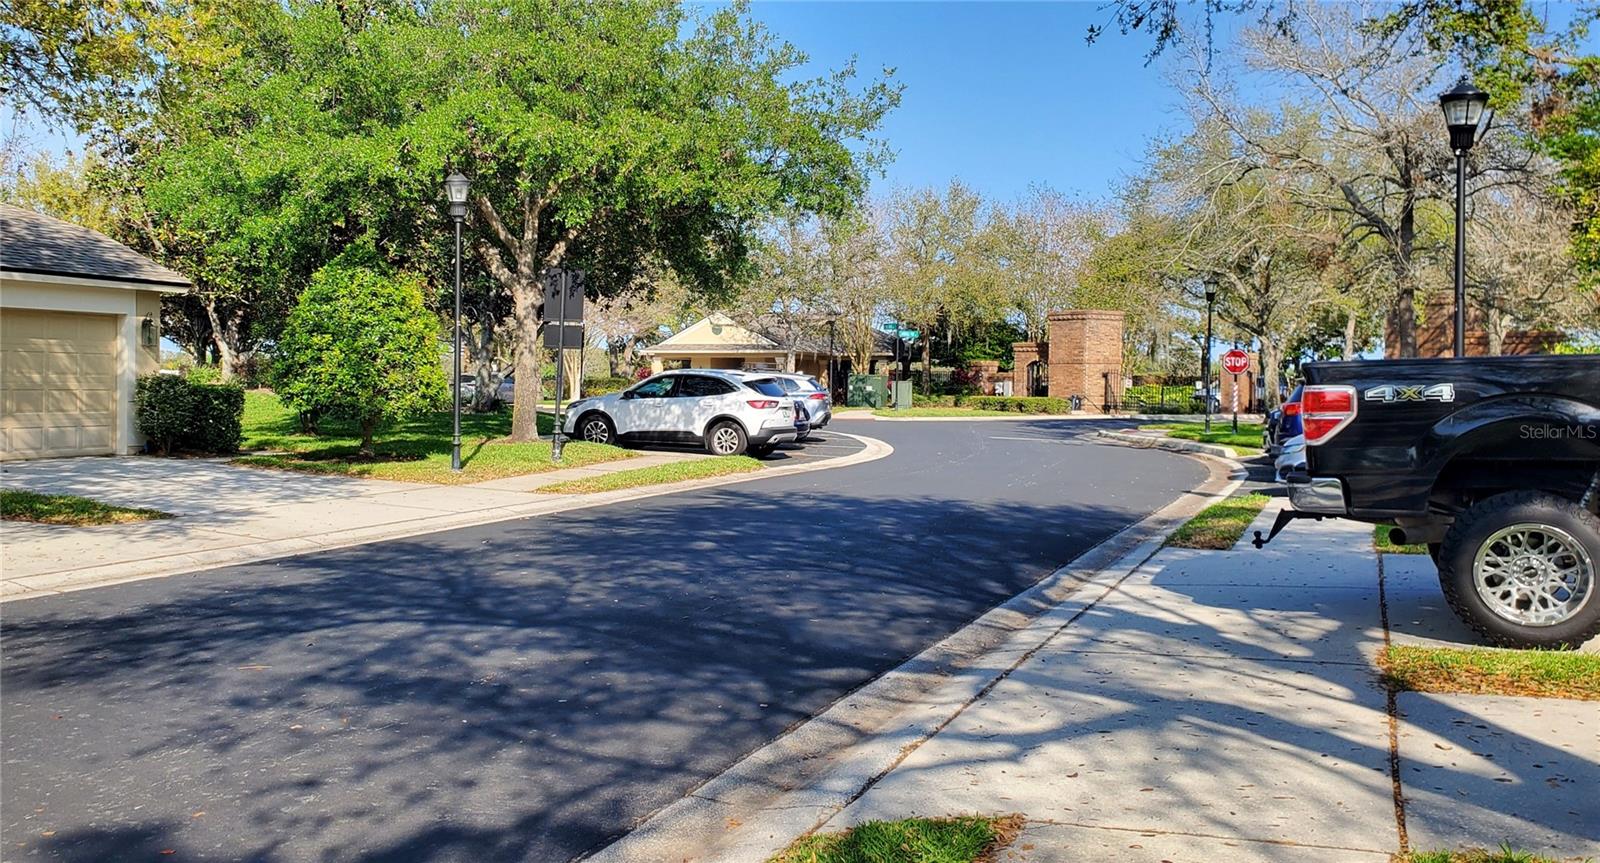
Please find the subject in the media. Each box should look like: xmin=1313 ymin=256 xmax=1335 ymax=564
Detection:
xmin=1 ymin=310 xmax=121 ymax=458
xmin=1 ymin=204 xmax=190 ymax=460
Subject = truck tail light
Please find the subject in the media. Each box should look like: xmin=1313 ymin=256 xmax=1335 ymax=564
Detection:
xmin=747 ymin=399 xmax=779 ymax=409
xmin=1302 ymin=385 xmax=1356 ymax=445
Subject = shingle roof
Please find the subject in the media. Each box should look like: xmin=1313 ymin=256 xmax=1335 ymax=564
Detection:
xmin=0 ymin=204 xmax=190 ymax=289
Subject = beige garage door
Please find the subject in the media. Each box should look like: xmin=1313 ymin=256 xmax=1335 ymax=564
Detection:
xmin=2 ymin=309 xmax=119 ymax=459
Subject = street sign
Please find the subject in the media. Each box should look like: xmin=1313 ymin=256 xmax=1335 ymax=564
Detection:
xmin=881 ymin=322 xmax=898 ymax=333
xmin=898 ymin=329 xmax=920 ymax=340
xmin=540 ymin=267 xmax=585 ymax=324
xmin=1221 ymin=348 xmax=1250 ymax=376
xmin=543 ymin=323 xmax=585 ymax=350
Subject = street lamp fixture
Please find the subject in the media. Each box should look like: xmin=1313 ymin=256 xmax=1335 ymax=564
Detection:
xmin=444 ymin=172 xmax=471 ymax=471
xmin=1438 ymin=78 xmax=1492 ymax=358
xmin=1203 ymin=284 xmax=1217 ymax=434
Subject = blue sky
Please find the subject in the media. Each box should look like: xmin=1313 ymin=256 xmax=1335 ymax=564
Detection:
xmin=744 ymin=1 xmax=1189 ymax=204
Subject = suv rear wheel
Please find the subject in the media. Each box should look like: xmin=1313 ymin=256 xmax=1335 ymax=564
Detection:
xmin=705 ymin=421 xmax=748 ymax=456
xmin=1437 ymin=491 xmax=1600 ymax=648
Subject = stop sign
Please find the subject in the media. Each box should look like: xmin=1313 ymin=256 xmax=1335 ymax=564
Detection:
xmin=1221 ymin=348 xmax=1250 ymax=376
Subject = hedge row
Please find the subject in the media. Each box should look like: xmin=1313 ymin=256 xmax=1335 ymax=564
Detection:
xmin=135 ymin=375 xmax=245 ymax=455
xmin=965 ymin=396 xmax=1070 ymax=413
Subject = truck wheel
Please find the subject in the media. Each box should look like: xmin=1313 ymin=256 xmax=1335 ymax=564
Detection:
xmin=1437 ymin=491 xmax=1600 ymax=648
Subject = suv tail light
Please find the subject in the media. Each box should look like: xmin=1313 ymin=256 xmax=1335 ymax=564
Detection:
xmin=1302 ymin=385 xmax=1356 ymax=445
xmin=747 ymin=399 xmax=779 ymax=409
xmin=1282 ymin=401 xmax=1301 ymax=416
xmin=807 ymin=392 xmax=827 ymax=400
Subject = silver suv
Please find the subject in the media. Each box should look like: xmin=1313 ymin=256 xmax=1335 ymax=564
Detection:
xmin=770 ymin=373 xmax=831 ymax=439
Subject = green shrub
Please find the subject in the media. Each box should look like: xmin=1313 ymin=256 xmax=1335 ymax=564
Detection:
xmin=187 ymin=384 xmax=245 ymax=452
xmin=966 ymin=396 xmax=1069 ymax=413
xmin=135 ymin=375 xmax=195 ymax=455
xmin=186 ymin=363 xmax=223 ymax=385
xmin=135 ymin=375 xmax=245 ymax=455
xmin=583 ymin=376 xmax=635 ymax=395
xmin=272 ymin=266 xmax=446 ymax=455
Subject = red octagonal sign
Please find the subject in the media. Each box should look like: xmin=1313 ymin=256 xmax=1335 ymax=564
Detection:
xmin=1221 ymin=349 xmax=1250 ymax=376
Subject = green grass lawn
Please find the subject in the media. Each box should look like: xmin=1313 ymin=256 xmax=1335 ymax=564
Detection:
xmin=1165 ymin=493 xmax=1271 ymax=550
xmin=0 ymin=489 xmax=172 ymax=526
xmin=536 ymin=456 xmax=762 ymax=494
xmin=1381 ymin=645 xmax=1600 ymax=700
xmin=1374 ymin=524 xmax=1429 ymax=554
xmin=1399 ymin=846 xmax=1573 ymax=863
xmin=873 ymin=407 xmax=1024 ymax=418
xmin=235 ymin=390 xmax=634 ymax=484
xmin=768 ymin=815 xmax=1023 ymax=863
xmin=1140 ymin=421 xmax=1265 ymax=455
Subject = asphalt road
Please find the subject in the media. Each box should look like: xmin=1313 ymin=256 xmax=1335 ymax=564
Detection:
xmin=0 ymin=419 xmax=1207 ymax=863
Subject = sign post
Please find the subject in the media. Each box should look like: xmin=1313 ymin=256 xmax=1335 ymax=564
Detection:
xmin=542 ymin=268 xmax=586 ymax=462
xmin=1222 ymin=348 xmax=1249 ymax=435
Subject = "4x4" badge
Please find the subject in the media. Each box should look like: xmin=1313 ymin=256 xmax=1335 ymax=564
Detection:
xmin=1363 ymin=383 xmax=1456 ymax=403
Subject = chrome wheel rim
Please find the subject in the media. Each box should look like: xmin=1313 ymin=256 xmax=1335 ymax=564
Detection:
xmin=711 ymin=427 xmax=740 ymax=454
xmin=581 ymin=419 xmax=610 ymax=444
xmin=1473 ymin=523 xmax=1594 ymax=627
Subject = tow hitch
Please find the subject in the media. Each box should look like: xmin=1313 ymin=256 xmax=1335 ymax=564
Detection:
xmin=1251 ymin=508 xmax=1325 ymax=549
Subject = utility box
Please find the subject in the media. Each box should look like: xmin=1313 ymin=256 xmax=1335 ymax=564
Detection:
xmin=892 ymin=380 xmax=913 ymax=411
xmin=848 ymin=374 xmax=889 ymax=408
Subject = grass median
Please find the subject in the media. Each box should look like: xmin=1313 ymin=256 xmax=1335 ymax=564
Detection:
xmin=0 ymin=489 xmax=172 ymax=526
xmin=536 ymin=456 xmax=763 ymax=494
xmin=768 ymin=814 xmax=1023 ymax=863
xmin=1380 ymin=644 xmax=1600 ymax=701
xmin=1165 ymin=493 xmax=1270 ymax=550
xmin=1139 ymin=421 xmax=1264 ymax=455
xmin=1397 ymin=847 xmax=1571 ymax=863
xmin=235 ymin=391 xmax=634 ymax=484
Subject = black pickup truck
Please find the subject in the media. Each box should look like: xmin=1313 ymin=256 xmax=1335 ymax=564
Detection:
xmin=1275 ymin=355 xmax=1600 ymax=648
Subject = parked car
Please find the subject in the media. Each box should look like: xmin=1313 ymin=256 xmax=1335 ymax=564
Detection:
xmin=1266 ymin=355 xmax=1600 ymax=648
xmin=771 ymin=373 xmax=831 ymax=439
xmin=1263 ymin=385 xmax=1303 ymax=454
xmin=560 ymin=370 xmax=800 ymax=457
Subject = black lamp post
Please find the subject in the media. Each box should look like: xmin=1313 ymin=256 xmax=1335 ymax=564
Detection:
xmin=1202 ymin=283 xmax=1216 ymax=434
xmin=1438 ymin=77 xmax=1492 ymax=358
xmin=444 ymin=172 xmax=471 ymax=472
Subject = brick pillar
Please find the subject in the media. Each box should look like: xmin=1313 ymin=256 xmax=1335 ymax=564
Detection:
xmin=1011 ymin=342 xmax=1046 ymax=396
xmin=968 ymin=360 xmax=1002 ymax=394
xmin=1046 ymin=311 xmax=1124 ymax=413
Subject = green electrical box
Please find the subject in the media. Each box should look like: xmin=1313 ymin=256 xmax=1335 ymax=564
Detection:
xmin=847 ymin=374 xmax=888 ymax=408
xmin=892 ymin=380 xmax=913 ymax=411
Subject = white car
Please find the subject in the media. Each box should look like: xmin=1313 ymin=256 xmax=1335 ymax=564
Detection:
xmin=560 ymin=370 xmax=800 ymax=457
xmin=770 ymin=373 xmax=831 ymax=438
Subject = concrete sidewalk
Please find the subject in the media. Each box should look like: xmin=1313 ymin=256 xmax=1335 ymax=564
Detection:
xmin=694 ymin=499 xmax=1598 ymax=862
xmin=0 ymin=434 xmax=886 ymax=601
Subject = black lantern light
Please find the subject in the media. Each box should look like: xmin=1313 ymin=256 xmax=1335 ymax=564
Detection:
xmin=1438 ymin=78 xmax=1492 ymax=357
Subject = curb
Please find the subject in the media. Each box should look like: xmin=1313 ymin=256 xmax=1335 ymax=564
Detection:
xmin=0 ymin=433 xmax=893 ymax=603
xmin=580 ymin=454 xmax=1243 ymax=863
xmin=1096 ymin=428 xmax=1241 ymax=459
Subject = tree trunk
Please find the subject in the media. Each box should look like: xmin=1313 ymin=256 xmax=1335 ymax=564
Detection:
xmin=358 ymin=414 xmax=378 ymax=457
xmin=1342 ymin=308 xmax=1357 ymax=361
xmin=1392 ymin=201 xmax=1418 ymax=357
xmin=508 ymin=281 xmax=542 ymax=441
xmin=1260 ymin=337 xmax=1284 ymax=412
xmin=920 ymin=339 xmax=931 ymax=394
xmin=201 ymin=297 xmax=239 ymax=381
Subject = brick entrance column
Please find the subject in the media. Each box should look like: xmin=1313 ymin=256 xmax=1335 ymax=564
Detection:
xmin=1046 ymin=311 xmax=1124 ymax=413
xmin=1010 ymin=342 xmax=1046 ymax=396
